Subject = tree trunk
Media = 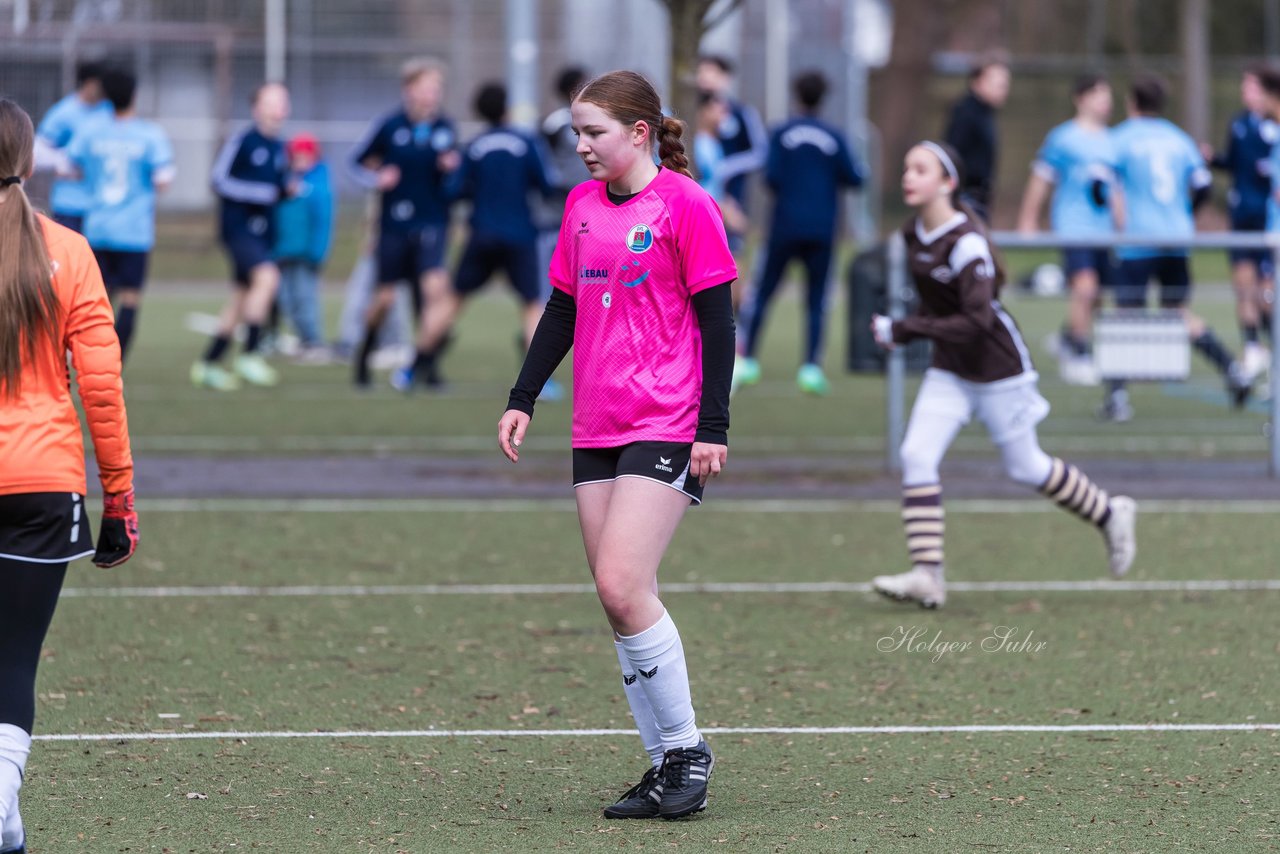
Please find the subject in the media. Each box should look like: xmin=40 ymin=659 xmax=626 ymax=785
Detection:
xmin=661 ymin=0 xmax=742 ymax=178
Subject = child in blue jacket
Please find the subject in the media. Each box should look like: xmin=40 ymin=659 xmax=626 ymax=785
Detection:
xmin=275 ymin=132 xmax=334 ymax=357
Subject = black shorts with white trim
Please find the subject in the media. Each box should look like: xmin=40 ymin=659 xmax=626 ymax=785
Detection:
xmin=0 ymin=492 xmax=95 ymax=563
xmin=572 ymin=442 xmax=704 ymax=505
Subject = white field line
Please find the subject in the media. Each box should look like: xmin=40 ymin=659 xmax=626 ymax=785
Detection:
xmin=32 ymin=722 xmax=1280 ymax=743
xmin=127 ymin=434 xmax=1269 ymax=453
xmin=59 ymin=579 xmax=1280 ymax=599
xmin=127 ymin=498 xmax=1280 ymax=514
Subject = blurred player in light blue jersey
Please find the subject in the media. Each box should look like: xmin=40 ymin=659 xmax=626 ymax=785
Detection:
xmin=65 ymin=67 xmax=174 ymax=362
xmin=1107 ymin=76 xmax=1251 ymax=421
xmin=1017 ymin=74 xmax=1118 ymax=386
xmin=1204 ymin=66 xmax=1274 ymax=378
xmin=34 ymin=61 xmax=110 ymax=233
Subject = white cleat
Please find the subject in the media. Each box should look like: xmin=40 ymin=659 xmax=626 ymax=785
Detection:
xmin=1103 ymin=495 xmax=1137 ymax=577
xmin=1059 ymin=354 xmax=1100 ymax=386
xmin=872 ymin=565 xmax=947 ymax=609
xmin=1240 ymin=343 xmax=1270 ymax=384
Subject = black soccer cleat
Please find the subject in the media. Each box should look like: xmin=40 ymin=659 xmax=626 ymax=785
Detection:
xmin=602 ymin=765 xmax=663 ymax=820
xmin=658 ymin=740 xmax=714 ymax=820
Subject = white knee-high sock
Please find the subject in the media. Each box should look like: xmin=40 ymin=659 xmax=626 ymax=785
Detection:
xmin=617 ymin=611 xmax=701 ymax=753
xmin=615 ymin=641 xmax=665 ymax=768
xmin=1 ymin=806 xmax=20 ymax=853
xmin=0 ymin=724 xmax=30 ymax=851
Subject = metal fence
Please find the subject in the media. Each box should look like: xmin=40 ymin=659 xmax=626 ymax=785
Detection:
xmin=883 ymin=232 xmax=1280 ymax=477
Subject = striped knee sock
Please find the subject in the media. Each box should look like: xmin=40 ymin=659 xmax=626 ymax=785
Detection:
xmin=1040 ymin=458 xmax=1112 ymax=527
xmin=902 ymin=484 xmax=944 ymax=575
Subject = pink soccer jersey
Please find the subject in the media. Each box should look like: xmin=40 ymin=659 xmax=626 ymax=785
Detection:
xmin=549 ymin=168 xmax=738 ymax=447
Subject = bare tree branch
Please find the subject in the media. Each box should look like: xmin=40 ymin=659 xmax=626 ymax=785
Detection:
xmin=702 ymin=0 xmax=744 ymax=33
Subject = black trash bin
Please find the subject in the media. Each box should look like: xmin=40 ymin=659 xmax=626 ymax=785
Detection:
xmin=846 ymin=242 xmax=931 ymax=373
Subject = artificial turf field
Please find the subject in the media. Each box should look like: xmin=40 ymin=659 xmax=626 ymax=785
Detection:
xmin=26 ymin=268 xmax=1280 ymax=852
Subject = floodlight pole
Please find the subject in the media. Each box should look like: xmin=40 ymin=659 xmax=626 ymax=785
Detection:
xmin=505 ymin=0 xmax=539 ymax=128
xmin=265 ymin=0 xmax=286 ymax=83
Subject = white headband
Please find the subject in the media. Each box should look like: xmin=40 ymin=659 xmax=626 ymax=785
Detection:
xmin=919 ymin=141 xmax=959 ymax=184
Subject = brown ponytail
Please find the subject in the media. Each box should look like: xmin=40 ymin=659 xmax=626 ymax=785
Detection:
xmin=575 ymin=70 xmax=693 ymax=178
xmin=0 ymin=99 xmax=58 ymax=399
xmin=656 ymin=115 xmax=692 ymax=179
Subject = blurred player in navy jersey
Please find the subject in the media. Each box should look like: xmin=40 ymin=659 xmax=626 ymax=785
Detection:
xmin=415 ymin=83 xmax=559 ymax=396
xmin=33 ymin=61 xmax=110 ymax=233
xmin=943 ymin=54 xmax=1010 ymax=223
xmin=1206 ymin=66 xmax=1275 ymax=377
xmin=1105 ymin=76 xmax=1252 ymax=421
xmin=538 ymin=67 xmax=593 ymax=301
xmin=1017 ymin=74 xmax=1119 ymax=386
xmin=697 ymin=53 xmax=767 ymax=303
xmin=735 ymin=71 xmax=863 ymax=397
xmin=349 ymin=57 xmax=460 ymax=389
xmin=192 ymin=81 xmax=291 ymax=391
xmin=65 ymin=67 xmax=175 ymax=363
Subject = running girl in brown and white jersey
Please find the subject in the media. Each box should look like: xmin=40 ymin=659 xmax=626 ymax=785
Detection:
xmin=0 ymin=98 xmax=139 ymax=854
xmin=869 ymin=141 xmax=1136 ymax=609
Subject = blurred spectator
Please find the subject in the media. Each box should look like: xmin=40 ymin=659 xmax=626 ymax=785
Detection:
xmin=538 ymin=66 xmax=592 ymax=300
xmin=696 ymin=53 xmax=767 ymax=257
xmin=274 ymin=132 xmax=334 ymax=361
xmin=693 ymin=90 xmax=746 ymax=230
xmin=943 ymin=53 xmax=1010 ymax=223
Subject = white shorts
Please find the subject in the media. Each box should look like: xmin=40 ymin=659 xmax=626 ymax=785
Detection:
xmin=913 ymin=368 xmax=1050 ymax=444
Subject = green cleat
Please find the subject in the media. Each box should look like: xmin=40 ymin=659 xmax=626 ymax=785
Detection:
xmin=796 ymin=363 xmax=830 ymax=396
xmin=234 ymin=353 xmax=279 ymax=387
xmin=190 ymin=361 xmax=240 ymax=391
xmin=730 ymin=356 xmax=760 ymax=397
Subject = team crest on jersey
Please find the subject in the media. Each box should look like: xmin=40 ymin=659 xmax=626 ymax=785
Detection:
xmin=625 ymin=224 xmax=654 ymax=254
xmin=251 ymin=147 xmax=269 ymax=166
xmin=930 ymin=265 xmax=954 ymax=283
xmin=431 ymin=126 xmax=455 ymax=151
xmin=392 ymin=127 xmax=412 ymax=147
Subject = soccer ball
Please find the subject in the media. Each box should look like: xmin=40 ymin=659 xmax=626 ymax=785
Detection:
xmin=1027 ymin=263 xmax=1066 ymax=297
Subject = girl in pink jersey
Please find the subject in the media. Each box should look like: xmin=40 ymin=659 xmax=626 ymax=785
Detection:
xmin=498 ymin=70 xmax=736 ymax=820
xmin=869 ymin=141 xmax=1136 ymax=609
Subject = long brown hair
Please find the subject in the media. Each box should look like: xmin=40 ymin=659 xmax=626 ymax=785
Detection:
xmin=574 ymin=70 xmax=692 ymax=179
xmin=0 ymin=99 xmax=58 ymax=399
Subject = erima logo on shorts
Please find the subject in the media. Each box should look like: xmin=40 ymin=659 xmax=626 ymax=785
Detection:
xmin=655 ymin=456 xmax=673 ymax=473
xmin=626 ymin=224 xmax=654 ymax=253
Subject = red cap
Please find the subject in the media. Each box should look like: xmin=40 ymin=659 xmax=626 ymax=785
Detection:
xmin=287 ymin=132 xmax=320 ymax=158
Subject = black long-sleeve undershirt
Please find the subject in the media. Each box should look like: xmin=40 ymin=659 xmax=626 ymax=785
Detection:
xmin=505 ymin=282 xmax=736 ymax=446
xmin=507 ymin=287 xmax=576 ymax=417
